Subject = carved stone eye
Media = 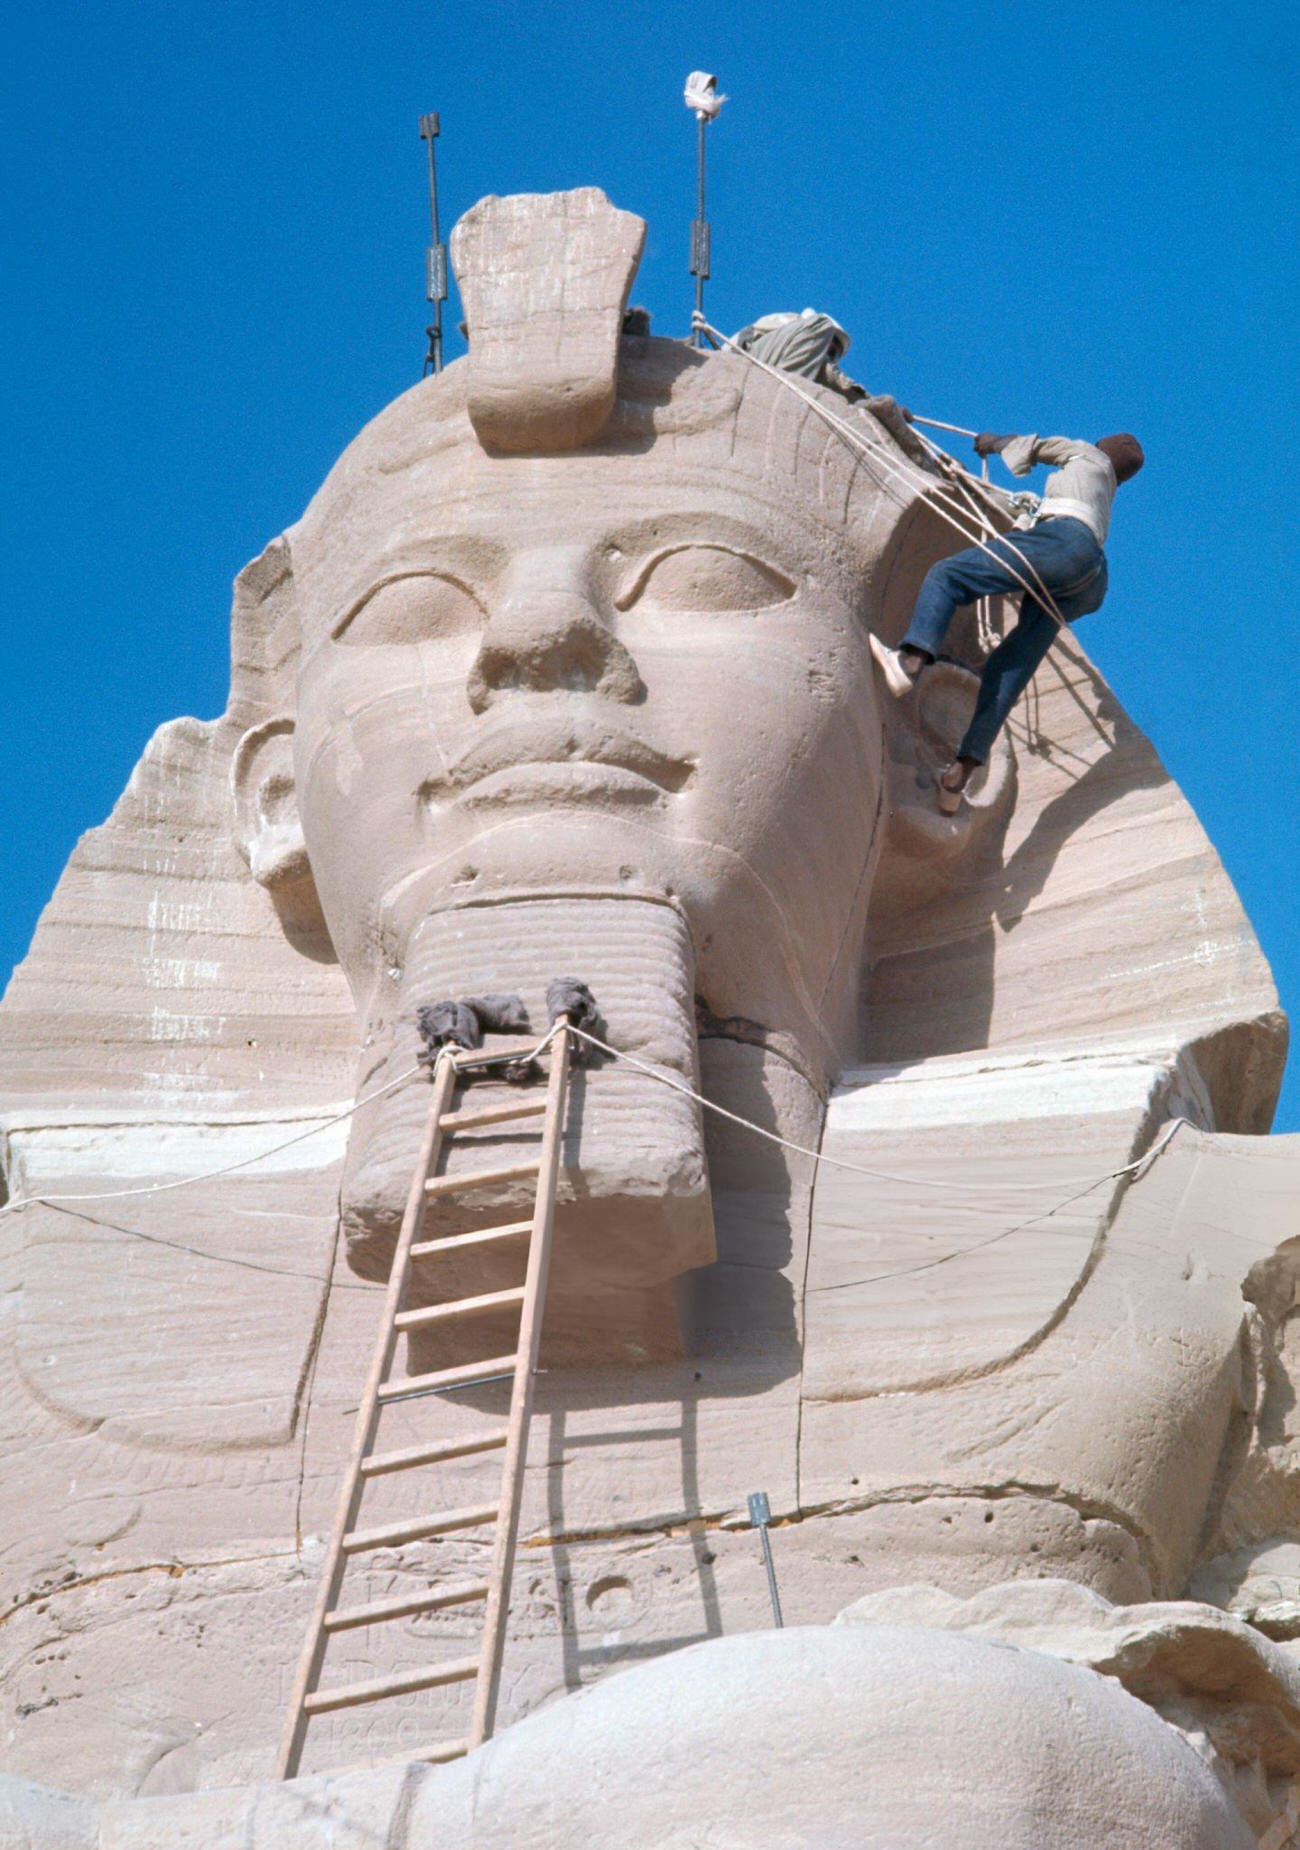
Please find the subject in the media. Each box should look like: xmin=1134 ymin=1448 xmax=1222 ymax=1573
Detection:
xmin=624 ymin=545 xmax=795 ymax=614
xmin=333 ymin=572 xmax=485 ymax=645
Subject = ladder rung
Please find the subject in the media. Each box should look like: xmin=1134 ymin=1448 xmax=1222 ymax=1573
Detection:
xmin=394 ymin=1286 xmax=526 ymax=1332
xmin=439 ymin=1099 xmax=547 ymax=1133
xmin=452 ymin=1034 xmax=542 ymax=1068
xmin=425 ymin=1160 xmax=540 ymax=1198
xmin=378 ymin=1353 xmax=519 ymax=1402
xmin=410 ymin=1220 xmax=532 ymax=1259
xmin=361 ymin=1428 xmax=508 ymax=1476
xmin=407 ymin=1737 xmax=470 ymax=1765
xmin=339 ymin=1736 xmax=470 ymax=1774
xmin=323 ymin=1579 xmax=490 ymax=1632
xmin=342 ymin=1502 xmax=498 ymax=1554
xmin=303 ymin=1656 xmax=479 ymax=1715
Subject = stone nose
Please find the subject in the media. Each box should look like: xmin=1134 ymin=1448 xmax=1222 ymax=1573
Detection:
xmin=467 ymin=577 xmax=643 ymax=714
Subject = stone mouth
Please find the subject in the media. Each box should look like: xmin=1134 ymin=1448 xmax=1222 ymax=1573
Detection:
xmin=453 ymin=760 xmax=672 ymax=808
xmin=429 ymin=715 xmax=694 ymax=806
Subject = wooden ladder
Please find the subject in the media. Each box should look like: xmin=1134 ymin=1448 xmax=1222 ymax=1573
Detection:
xmin=276 ymin=1024 xmax=571 ymax=1779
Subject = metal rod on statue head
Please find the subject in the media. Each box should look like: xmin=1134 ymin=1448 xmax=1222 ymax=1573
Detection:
xmin=419 ymin=112 xmax=447 ymax=376
xmin=694 ymin=113 xmax=707 ymax=338
xmin=683 ymin=72 xmax=726 ymax=346
xmin=747 ymin=1491 xmax=784 ymax=1628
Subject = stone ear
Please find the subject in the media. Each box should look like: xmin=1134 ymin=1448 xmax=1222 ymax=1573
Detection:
xmin=882 ymin=661 xmax=1017 ymax=860
xmin=231 ymin=715 xmax=311 ymax=890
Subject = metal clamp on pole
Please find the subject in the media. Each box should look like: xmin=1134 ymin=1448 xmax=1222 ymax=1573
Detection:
xmin=419 ymin=112 xmax=447 ymax=376
xmin=747 ymin=1490 xmax=784 ymax=1628
xmin=683 ymin=72 xmax=726 ymax=347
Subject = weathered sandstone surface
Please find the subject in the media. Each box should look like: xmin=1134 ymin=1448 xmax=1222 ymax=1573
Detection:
xmin=0 ymin=187 xmax=1293 ymax=1846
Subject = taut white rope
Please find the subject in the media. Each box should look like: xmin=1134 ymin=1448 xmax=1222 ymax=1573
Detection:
xmin=0 ymin=1063 xmax=425 ymax=1218
xmin=909 ymin=412 xmax=980 ymax=439
xmin=0 ymin=1026 xmax=565 ymax=1219
xmin=564 ymin=1023 xmax=1186 ymax=1198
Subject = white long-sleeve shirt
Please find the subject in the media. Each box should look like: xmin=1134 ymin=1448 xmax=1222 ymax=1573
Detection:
xmin=1000 ymin=434 xmax=1118 ymax=545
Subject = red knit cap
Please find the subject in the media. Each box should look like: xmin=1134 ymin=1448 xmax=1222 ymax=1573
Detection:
xmin=1095 ymin=433 xmax=1145 ymax=481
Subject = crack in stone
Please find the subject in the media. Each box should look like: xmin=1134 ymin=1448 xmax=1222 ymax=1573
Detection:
xmin=0 ymin=1547 xmax=303 ymax=1631
xmin=525 ymin=1483 xmax=1161 ymax=1594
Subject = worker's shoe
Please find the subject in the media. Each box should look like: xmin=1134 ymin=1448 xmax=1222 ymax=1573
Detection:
xmin=870 ymin=634 xmax=925 ymax=698
xmin=937 ymin=760 xmax=973 ymax=815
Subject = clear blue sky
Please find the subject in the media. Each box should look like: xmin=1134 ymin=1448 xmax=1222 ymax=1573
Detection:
xmin=4 ymin=1 xmax=1297 ymax=1125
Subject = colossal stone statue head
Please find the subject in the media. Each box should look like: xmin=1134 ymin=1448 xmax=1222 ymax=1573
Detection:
xmin=226 ymin=188 xmax=1009 ymax=1354
xmin=0 ymin=185 xmax=1281 ymax=1492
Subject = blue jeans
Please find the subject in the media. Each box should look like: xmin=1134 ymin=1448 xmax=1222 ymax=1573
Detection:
xmin=901 ymin=517 xmax=1108 ymax=763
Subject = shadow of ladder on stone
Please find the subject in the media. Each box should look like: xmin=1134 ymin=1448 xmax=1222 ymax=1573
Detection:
xmin=275 ymin=1026 xmax=573 ymax=1780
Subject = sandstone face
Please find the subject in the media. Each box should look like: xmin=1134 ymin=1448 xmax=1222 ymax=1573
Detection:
xmin=0 ymin=186 xmax=1293 ymax=1846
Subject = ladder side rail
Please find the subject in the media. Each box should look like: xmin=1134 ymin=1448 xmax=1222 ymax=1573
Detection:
xmin=276 ymin=1050 xmax=459 ymax=1780
xmin=469 ymin=1024 xmax=571 ymax=1747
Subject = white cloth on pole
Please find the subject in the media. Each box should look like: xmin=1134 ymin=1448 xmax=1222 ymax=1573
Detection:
xmin=684 ymin=72 xmax=726 ymax=117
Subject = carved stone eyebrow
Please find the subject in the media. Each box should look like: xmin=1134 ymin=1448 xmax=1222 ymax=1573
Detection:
xmin=613 ymin=541 xmax=796 ymax=611
xmin=323 ymin=537 xmax=508 ymax=639
xmin=329 ymin=567 xmax=487 ymax=643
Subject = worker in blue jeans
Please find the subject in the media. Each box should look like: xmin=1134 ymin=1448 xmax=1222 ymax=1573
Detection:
xmin=871 ymin=431 xmax=1144 ymax=811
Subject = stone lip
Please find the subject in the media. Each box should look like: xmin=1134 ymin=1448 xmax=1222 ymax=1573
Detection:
xmin=435 ymin=713 xmax=692 ymax=800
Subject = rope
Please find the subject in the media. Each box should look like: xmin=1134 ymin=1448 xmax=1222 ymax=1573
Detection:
xmin=909 ymin=413 xmax=980 ymax=439
xmin=0 ymin=1063 xmax=425 ymax=1217
xmin=808 ymin=1167 xmax=1125 ymax=1295
xmin=693 ymin=317 xmax=1069 ymax=631
xmin=564 ymin=1023 xmax=1186 ymax=1197
xmin=0 ymin=1024 xmax=564 ymax=1221
xmin=975 ymin=459 xmax=1004 ymax=655
xmin=1 ymin=1015 xmax=1184 ymax=1293
xmin=764 ymin=376 xmax=1059 ymax=756
xmin=899 ymin=420 xmax=1068 ymax=632
xmin=931 ymin=446 xmax=1002 ymax=654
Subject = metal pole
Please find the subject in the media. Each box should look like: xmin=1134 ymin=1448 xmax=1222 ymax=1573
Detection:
xmin=684 ymin=72 xmax=723 ymax=345
xmin=747 ymin=1491 xmax=784 ymax=1627
xmin=419 ymin=112 xmax=447 ymax=376
xmin=908 ymin=413 xmax=981 ymax=439
xmin=692 ymin=115 xmax=708 ymax=343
